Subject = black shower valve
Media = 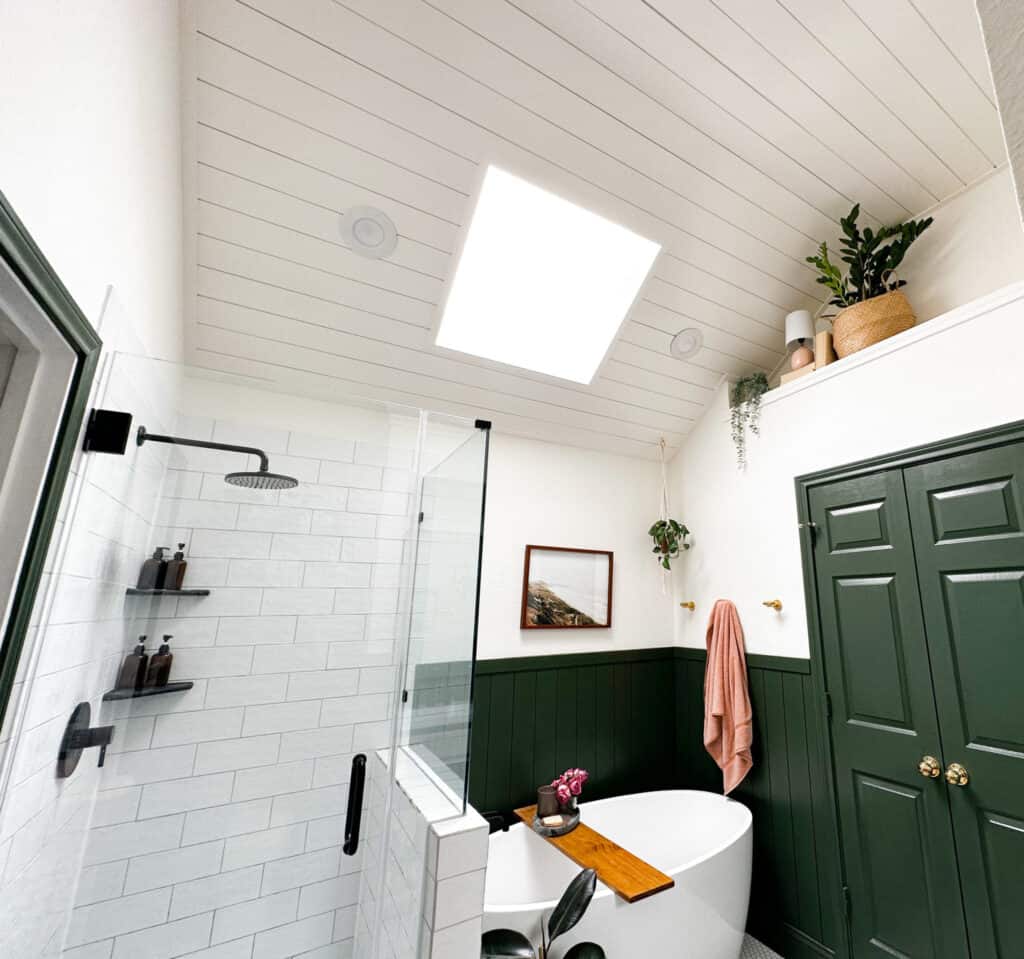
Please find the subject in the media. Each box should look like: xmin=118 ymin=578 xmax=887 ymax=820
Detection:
xmin=68 ymin=723 xmax=114 ymax=767
xmin=57 ymin=702 xmax=115 ymax=778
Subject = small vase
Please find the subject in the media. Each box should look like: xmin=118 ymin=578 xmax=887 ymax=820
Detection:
xmin=537 ymin=785 xmax=559 ymax=819
xmin=559 ymin=796 xmax=578 ymax=815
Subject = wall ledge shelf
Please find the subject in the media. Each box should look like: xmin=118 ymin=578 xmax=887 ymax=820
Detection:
xmin=125 ymin=588 xmax=210 ymax=597
xmin=764 ymin=280 xmax=1024 ymax=407
xmin=102 ymin=681 xmax=194 ymax=701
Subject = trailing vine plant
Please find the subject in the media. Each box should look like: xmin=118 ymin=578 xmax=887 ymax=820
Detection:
xmin=731 ymin=372 xmax=769 ymax=470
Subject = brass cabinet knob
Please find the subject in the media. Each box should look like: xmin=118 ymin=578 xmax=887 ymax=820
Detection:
xmin=945 ymin=762 xmax=969 ymax=787
xmin=762 ymin=599 xmax=783 ymax=611
xmin=679 ymin=601 xmax=695 ymax=611
xmin=918 ymin=756 xmax=941 ymax=779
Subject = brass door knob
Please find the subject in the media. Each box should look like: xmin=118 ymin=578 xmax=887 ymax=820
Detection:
xmin=918 ymin=756 xmax=941 ymax=779
xmin=945 ymin=762 xmax=969 ymax=787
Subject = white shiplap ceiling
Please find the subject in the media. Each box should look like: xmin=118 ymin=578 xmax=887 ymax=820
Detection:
xmin=185 ymin=0 xmax=1004 ymax=459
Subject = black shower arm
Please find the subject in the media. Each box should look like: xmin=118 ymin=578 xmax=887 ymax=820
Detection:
xmin=136 ymin=426 xmax=270 ymax=472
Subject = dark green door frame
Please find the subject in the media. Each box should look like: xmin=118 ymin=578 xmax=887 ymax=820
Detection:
xmin=0 ymin=191 xmax=102 ymax=734
xmin=795 ymin=418 xmax=1024 ymax=959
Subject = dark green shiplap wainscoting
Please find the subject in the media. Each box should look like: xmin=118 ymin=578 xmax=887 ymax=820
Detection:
xmin=675 ymin=649 xmax=845 ymax=959
xmin=468 ymin=649 xmax=677 ymax=813
xmin=465 ymin=648 xmax=845 ymax=959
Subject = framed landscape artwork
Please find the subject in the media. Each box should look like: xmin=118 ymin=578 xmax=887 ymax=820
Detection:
xmin=520 ymin=545 xmax=613 ymax=629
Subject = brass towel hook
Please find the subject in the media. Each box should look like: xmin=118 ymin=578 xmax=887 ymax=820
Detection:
xmin=763 ymin=599 xmax=783 ymax=612
xmin=679 ymin=601 xmax=695 ymax=611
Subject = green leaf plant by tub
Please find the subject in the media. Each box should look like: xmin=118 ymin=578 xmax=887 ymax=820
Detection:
xmin=648 ymin=518 xmax=690 ymax=571
xmin=730 ymin=372 xmax=769 ymax=470
xmin=481 ymin=868 xmax=606 ymax=959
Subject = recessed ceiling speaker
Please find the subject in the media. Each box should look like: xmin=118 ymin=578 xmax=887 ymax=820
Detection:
xmin=670 ymin=327 xmax=703 ymax=359
xmin=341 ymin=206 xmax=398 ymax=259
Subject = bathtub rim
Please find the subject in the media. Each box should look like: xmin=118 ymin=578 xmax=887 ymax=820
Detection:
xmin=484 ymin=788 xmax=753 ymax=915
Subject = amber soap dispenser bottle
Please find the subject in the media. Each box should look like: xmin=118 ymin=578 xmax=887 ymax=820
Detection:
xmin=165 ymin=544 xmax=188 ymax=590
xmin=146 ymin=636 xmax=174 ymax=688
xmin=117 ymin=638 xmax=149 ymax=691
xmin=137 ymin=548 xmax=169 ymax=590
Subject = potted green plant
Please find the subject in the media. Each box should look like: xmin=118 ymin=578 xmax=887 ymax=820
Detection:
xmin=806 ymin=203 xmax=933 ymax=358
xmin=730 ymin=372 xmax=768 ymax=469
xmin=648 ymin=519 xmax=690 ymax=570
xmin=481 ymin=869 xmax=605 ymax=959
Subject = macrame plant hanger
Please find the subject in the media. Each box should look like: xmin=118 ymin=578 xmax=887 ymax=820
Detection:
xmin=658 ymin=438 xmax=671 ymax=595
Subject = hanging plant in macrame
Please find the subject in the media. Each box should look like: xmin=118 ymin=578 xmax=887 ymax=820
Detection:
xmin=649 ymin=439 xmax=691 ymax=572
xmin=730 ymin=372 xmax=769 ymax=470
xmin=649 ymin=518 xmax=690 ymax=571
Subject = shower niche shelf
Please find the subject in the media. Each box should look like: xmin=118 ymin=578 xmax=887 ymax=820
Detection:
xmin=102 ymin=682 xmax=194 ymax=702
xmin=125 ymin=588 xmax=211 ymax=597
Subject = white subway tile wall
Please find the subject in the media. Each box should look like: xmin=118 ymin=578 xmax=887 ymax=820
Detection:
xmin=60 ymin=418 xmax=419 ymax=959
xmin=0 ymin=357 xmax=179 ymax=959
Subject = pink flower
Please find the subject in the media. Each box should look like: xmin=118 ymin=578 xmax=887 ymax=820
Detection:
xmin=549 ymin=768 xmax=589 ymax=804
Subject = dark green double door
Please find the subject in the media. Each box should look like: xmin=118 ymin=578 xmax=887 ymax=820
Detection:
xmin=807 ymin=439 xmax=1024 ymax=959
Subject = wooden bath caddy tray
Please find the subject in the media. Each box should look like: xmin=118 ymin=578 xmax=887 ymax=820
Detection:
xmin=514 ymin=805 xmax=674 ymax=903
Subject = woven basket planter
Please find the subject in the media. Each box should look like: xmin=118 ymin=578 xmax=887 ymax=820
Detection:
xmin=832 ymin=289 xmax=916 ymax=358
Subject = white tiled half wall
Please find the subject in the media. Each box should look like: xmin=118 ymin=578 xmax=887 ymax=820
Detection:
xmin=60 ymin=415 xmax=422 ymax=959
xmin=356 ymin=750 xmax=487 ymax=959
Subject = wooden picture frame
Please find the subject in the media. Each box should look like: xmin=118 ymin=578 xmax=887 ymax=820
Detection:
xmin=520 ymin=545 xmax=613 ymax=629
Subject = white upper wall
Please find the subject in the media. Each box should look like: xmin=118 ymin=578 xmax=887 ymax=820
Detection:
xmin=0 ymin=0 xmax=185 ymax=360
xmin=477 ymin=433 xmax=673 ymax=659
xmin=977 ymin=0 xmax=1024 ymax=232
xmin=671 ymin=163 xmax=1024 ymax=659
xmin=671 ymin=288 xmax=1024 ymax=662
xmin=898 ymin=167 xmax=1024 ymax=324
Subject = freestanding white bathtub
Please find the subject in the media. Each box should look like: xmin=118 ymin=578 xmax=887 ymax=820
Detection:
xmin=483 ymin=790 xmax=752 ymax=958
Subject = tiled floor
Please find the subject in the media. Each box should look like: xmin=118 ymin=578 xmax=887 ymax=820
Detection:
xmin=741 ymin=934 xmax=785 ymax=958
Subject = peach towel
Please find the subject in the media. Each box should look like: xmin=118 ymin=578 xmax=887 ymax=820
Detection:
xmin=703 ymin=599 xmax=753 ymax=794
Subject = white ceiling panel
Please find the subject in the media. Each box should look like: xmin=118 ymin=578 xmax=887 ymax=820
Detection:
xmin=185 ymin=0 xmax=1005 ymax=459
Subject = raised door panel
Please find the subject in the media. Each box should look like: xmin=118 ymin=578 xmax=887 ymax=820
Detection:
xmin=809 ymin=469 xmax=968 ymax=959
xmin=926 ymin=477 xmax=1021 ymax=544
xmin=942 ymin=570 xmax=1024 ymax=755
xmin=853 ymin=774 xmax=948 ymax=957
xmin=833 ymin=576 xmax=913 ymax=730
xmin=979 ymin=811 xmax=1024 ymax=958
xmin=906 ymin=441 xmax=1024 ymax=959
xmin=825 ymin=499 xmax=892 ymax=553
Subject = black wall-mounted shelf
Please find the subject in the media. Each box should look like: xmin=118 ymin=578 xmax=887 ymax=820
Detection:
xmin=102 ymin=681 xmax=194 ymax=702
xmin=125 ymin=588 xmax=210 ymax=597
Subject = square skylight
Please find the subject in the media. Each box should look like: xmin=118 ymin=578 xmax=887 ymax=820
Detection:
xmin=435 ymin=166 xmax=661 ymax=384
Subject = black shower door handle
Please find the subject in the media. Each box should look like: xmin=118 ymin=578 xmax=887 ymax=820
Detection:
xmin=343 ymin=753 xmax=367 ymax=855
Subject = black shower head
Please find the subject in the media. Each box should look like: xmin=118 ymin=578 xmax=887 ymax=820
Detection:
xmin=225 ymin=470 xmax=299 ymax=491
xmin=137 ymin=426 xmax=300 ymax=493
